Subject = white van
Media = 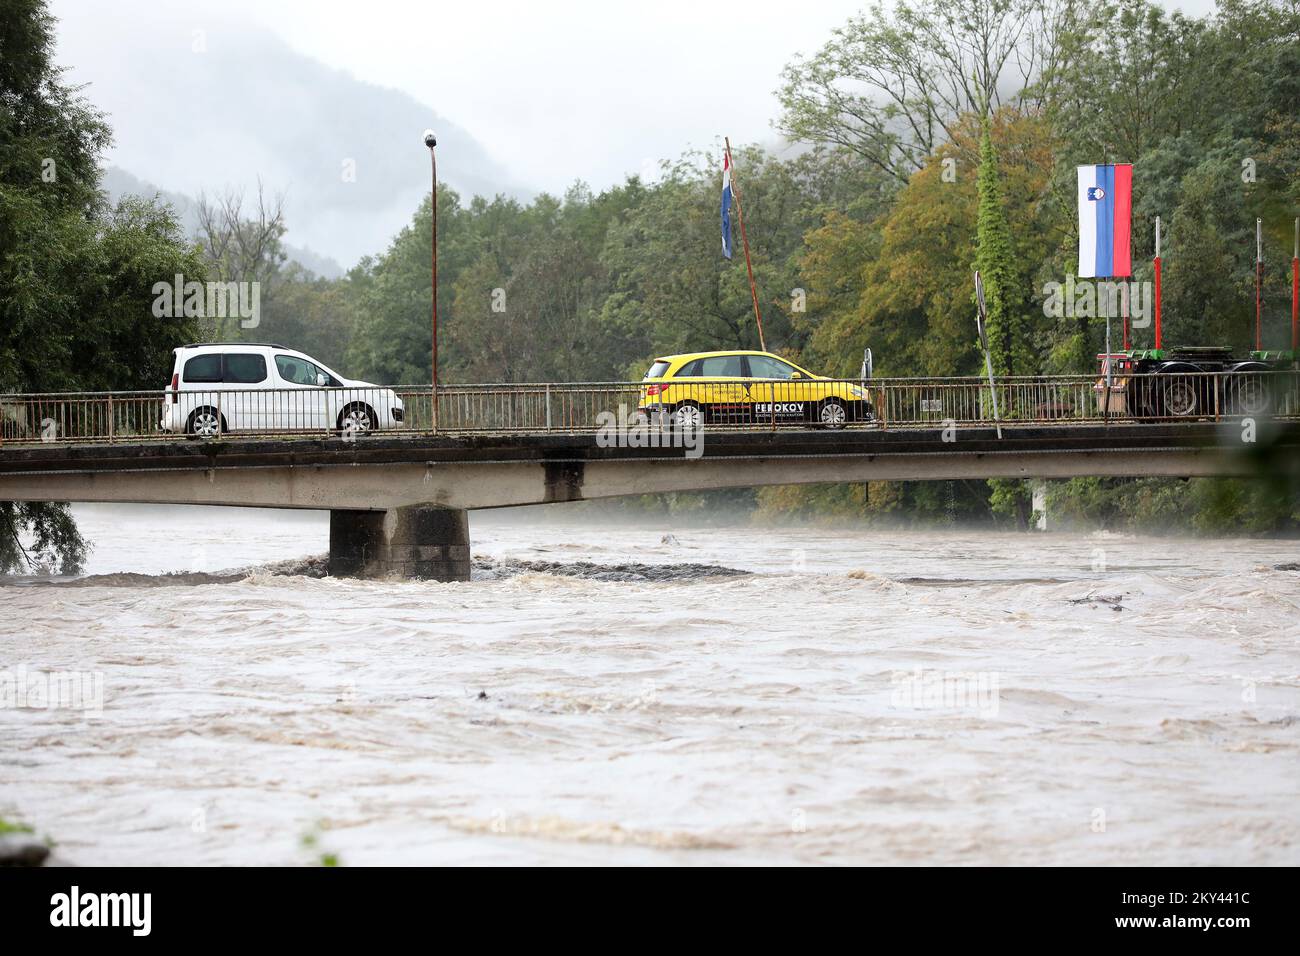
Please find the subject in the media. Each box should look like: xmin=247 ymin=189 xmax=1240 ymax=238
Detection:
xmin=160 ymin=343 xmax=405 ymax=436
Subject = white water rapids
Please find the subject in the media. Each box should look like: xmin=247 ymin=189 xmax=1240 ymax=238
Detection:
xmin=2 ymin=503 xmax=1298 ymax=864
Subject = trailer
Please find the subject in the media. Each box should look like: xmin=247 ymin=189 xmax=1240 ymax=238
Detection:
xmin=1093 ymin=216 xmax=1299 ymax=420
xmin=1095 ymin=347 xmax=1294 ymax=419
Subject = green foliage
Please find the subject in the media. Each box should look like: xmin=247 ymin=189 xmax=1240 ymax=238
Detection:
xmin=0 ymin=500 xmax=87 ymax=574
xmin=974 ymin=124 xmax=1035 ymax=377
xmin=1 ymin=0 xmax=204 ymax=573
xmin=1047 ymin=475 xmax=1300 ymax=535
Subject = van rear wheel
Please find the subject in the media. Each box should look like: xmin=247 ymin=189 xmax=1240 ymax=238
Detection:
xmin=186 ymin=407 xmax=225 ymax=437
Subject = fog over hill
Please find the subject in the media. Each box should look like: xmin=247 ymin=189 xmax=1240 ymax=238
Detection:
xmin=100 ymin=167 xmax=346 ymax=279
xmin=55 ymin=14 xmax=528 ymax=266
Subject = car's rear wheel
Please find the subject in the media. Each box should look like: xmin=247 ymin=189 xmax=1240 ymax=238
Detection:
xmin=818 ymin=399 xmax=847 ymax=429
xmin=338 ymin=403 xmax=378 ymax=435
xmin=186 ymin=407 xmax=225 ymax=437
xmin=671 ymin=402 xmax=702 ymax=429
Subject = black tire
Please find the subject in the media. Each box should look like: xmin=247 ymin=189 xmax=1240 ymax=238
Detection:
xmin=1226 ymin=371 xmax=1273 ymax=416
xmin=817 ymin=399 xmax=847 ymax=429
xmin=337 ymin=403 xmax=378 ymax=434
xmin=185 ymin=407 xmax=225 ymax=437
xmin=670 ymin=402 xmax=703 ymax=430
xmin=1159 ymin=374 xmax=1196 ymax=416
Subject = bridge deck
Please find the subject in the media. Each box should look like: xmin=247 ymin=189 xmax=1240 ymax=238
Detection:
xmin=1 ymin=421 xmax=1293 ymax=472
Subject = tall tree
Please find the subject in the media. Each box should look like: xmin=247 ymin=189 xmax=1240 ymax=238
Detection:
xmin=0 ymin=0 xmax=205 ymax=573
xmin=777 ymin=0 xmax=1065 ymax=182
xmin=973 ymin=121 xmax=1034 ymax=377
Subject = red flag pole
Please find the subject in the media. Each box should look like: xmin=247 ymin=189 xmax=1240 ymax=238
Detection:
xmin=1153 ymin=216 xmax=1163 ymax=352
xmin=1121 ymin=281 xmax=1129 ymax=350
xmin=1292 ymin=217 xmax=1298 ymax=361
xmin=725 ymin=137 xmax=766 ymax=353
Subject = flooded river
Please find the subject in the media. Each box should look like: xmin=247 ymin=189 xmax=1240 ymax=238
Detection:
xmin=2 ymin=503 xmax=1298 ymax=865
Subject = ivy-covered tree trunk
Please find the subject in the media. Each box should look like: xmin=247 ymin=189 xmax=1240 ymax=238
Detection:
xmin=974 ymin=119 xmax=1038 ymax=527
xmin=973 ymin=122 xmax=1033 ymax=377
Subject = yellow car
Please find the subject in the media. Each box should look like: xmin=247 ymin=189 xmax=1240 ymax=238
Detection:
xmin=637 ymin=350 xmax=873 ymax=428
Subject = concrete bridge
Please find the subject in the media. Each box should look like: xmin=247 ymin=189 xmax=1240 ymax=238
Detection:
xmin=2 ymin=421 xmax=1295 ymax=580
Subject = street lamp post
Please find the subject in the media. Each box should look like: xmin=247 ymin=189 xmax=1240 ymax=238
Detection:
xmin=423 ymin=129 xmax=438 ymax=431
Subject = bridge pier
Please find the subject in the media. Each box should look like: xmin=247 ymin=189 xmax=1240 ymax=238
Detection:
xmin=328 ymin=506 xmax=471 ymax=581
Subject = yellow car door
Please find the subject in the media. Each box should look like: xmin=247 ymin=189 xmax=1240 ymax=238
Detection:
xmin=672 ymin=355 xmax=748 ymax=425
xmin=746 ymin=354 xmax=811 ymax=424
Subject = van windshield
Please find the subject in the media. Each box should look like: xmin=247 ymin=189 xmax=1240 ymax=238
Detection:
xmin=644 ymin=361 xmax=670 ymax=379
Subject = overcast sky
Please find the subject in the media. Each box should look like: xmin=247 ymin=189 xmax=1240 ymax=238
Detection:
xmin=50 ymin=0 xmax=874 ymax=194
xmin=46 ymin=0 xmax=1223 ymax=264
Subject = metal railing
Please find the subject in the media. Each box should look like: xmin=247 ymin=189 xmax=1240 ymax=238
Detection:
xmin=1 ymin=371 xmax=1297 ymax=445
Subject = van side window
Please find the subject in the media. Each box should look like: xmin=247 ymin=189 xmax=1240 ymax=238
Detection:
xmin=183 ymin=354 xmax=221 ymax=383
xmin=223 ymin=354 xmax=267 ymax=384
xmin=275 ymin=354 xmax=331 ymax=386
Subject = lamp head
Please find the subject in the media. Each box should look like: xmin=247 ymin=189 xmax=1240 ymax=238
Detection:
xmin=422 ymin=129 xmax=437 ymax=148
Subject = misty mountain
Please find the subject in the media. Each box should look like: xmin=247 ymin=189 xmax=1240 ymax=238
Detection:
xmin=101 ymin=167 xmax=346 ymax=280
xmin=61 ymin=15 xmax=527 ymax=266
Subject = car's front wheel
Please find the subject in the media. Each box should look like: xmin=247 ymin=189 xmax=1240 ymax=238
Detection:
xmin=818 ymin=399 xmax=847 ymax=429
xmin=338 ymin=403 xmax=378 ymax=435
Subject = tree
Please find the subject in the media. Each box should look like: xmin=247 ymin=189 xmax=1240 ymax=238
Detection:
xmin=973 ymin=121 xmax=1035 ymax=377
xmin=0 ymin=0 xmax=205 ymax=573
xmin=195 ymin=183 xmax=287 ymax=339
xmin=777 ymin=0 xmax=1065 ymax=182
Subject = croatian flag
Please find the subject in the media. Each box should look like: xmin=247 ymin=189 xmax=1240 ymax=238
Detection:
xmin=1077 ymin=164 xmax=1132 ymax=278
xmin=721 ymin=152 xmax=733 ymax=259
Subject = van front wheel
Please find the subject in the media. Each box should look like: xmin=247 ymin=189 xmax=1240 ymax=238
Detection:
xmin=337 ymin=403 xmax=378 ymax=435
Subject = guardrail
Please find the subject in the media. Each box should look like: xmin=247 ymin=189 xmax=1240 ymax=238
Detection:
xmin=1 ymin=371 xmax=1298 ymax=445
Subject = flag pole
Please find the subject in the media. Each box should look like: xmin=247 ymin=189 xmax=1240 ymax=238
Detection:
xmin=1256 ymin=218 xmax=1263 ymax=353
xmin=1121 ymin=279 xmax=1129 ymax=351
xmin=1292 ymin=217 xmax=1298 ymax=363
xmin=725 ymin=137 xmax=766 ymax=353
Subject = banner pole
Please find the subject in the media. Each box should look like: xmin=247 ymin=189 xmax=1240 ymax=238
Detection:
xmin=1121 ymin=281 xmax=1129 ymax=351
xmin=1292 ymin=217 xmax=1298 ymax=362
xmin=725 ymin=137 xmax=766 ymax=353
xmin=1256 ymin=218 xmax=1263 ymax=353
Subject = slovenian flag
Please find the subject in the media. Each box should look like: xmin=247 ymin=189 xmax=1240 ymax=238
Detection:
xmin=721 ymin=152 xmax=733 ymax=259
xmin=1077 ymin=164 xmax=1132 ymax=278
